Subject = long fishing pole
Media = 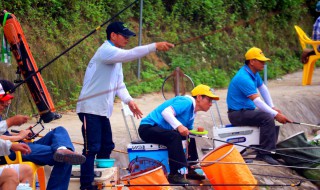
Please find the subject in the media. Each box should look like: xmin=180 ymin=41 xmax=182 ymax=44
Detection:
xmin=187 ymin=160 xmax=320 ymax=170
xmin=32 ymin=85 xmax=125 ymax=117
xmin=8 ymin=0 xmax=139 ymax=94
xmin=189 ymin=134 xmax=320 ymax=165
xmin=10 ymin=129 xmax=128 ymax=154
xmin=101 ymin=181 xmax=301 ymax=187
xmin=292 ymin=121 xmax=320 ymax=128
xmin=253 ymin=173 xmax=320 ymax=183
xmin=276 ymin=147 xmax=320 ymax=151
xmin=175 ymin=11 xmax=280 ymax=46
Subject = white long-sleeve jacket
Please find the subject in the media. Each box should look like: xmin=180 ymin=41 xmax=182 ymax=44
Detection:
xmin=76 ymin=40 xmax=156 ymax=118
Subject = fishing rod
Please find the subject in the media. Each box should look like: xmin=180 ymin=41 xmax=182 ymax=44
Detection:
xmin=253 ymin=173 xmax=320 ymax=183
xmin=32 ymin=84 xmax=125 ymax=118
xmin=187 ymin=160 xmax=320 ymax=171
xmin=101 ymin=181 xmax=301 ymax=188
xmin=189 ymin=134 xmax=320 ymax=165
xmin=8 ymin=0 xmax=139 ymax=94
xmin=292 ymin=121 xmax=320 ymax=128
xmin=10 ymin=129 xmax=128 ymax=154
xmin=175 ymin=11 xmax=280 ymax=46
xmin=276 ymin=147 xmax=320 ymax=151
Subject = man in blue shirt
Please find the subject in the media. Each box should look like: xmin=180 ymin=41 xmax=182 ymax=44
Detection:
xmin=138 ymin=84 xmax=219 ymax=184
xmin=227 ymin=47 xmax=292 ymax=165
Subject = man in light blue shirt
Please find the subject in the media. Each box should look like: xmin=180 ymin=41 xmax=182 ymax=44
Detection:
xmin=139 ymin=84 xmax=219 ymax=184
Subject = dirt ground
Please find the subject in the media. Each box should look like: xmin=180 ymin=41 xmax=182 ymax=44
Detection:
xmin=15 ymin=68 xmax=320 ymax=189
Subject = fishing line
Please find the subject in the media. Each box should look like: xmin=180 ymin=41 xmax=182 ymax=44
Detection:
xmin=189 ymin=134 xmax=320 ymax=165
xmin=187 ymin=160 xmax=320 ymax=170
xmin=175 ymin=11 xmax=280 ymax=46
xmin=292 ymin=121 xmax=320 ymax=128
xmin=253 ymin=173 xmax=320 ymax=183
xmin=101 ymin=181 xmax=301 ymax=187
xmin=10 ymin=129 xmax=128 ymax=154
xmin=276 ymin=147 xmax=320 ymax=151
xmin=32 ymin=85 xmax=125 ymax=118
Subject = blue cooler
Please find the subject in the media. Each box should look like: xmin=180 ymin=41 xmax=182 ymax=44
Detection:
xmin=127 ymin=143 xmax=170 ymax=173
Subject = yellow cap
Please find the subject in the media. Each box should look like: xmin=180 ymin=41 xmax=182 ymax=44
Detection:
xmin=245 ymin=47 xmax=271 ymax=61
xmin=191 ymin=84 xmax=219 ymax=100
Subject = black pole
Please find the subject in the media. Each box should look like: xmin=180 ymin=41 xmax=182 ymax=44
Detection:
xmin=8 ymin=0 xmax=139 ymax=93
xmin=189 ymin=134 xmax=320 ymax=165
xmin=104 ymin=181 xmax=301 ymax=187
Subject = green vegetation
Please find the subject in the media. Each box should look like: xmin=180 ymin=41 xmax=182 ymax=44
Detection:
xmin=0 ymin=0 xmax=319 ymax=115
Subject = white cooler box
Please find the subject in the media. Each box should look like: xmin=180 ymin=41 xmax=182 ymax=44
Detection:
xmin=69 ymin=166 xmax=118 ymax=189
xmin=213 ymin=126 xmax=260 ymax=153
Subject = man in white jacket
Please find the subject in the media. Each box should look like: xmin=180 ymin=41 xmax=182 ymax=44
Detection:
xmin=76 ymin=21 xmax=174 ymax=189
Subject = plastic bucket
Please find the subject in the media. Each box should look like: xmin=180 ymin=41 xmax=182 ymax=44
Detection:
xmin=120 ymin=166 xmax=172 ymax=190
xmin=200 ymin=144 xmax=257 ymax=190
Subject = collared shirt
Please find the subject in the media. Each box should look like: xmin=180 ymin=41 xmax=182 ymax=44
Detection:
xmin=312 ymin=16 xmax=320 ymax=51
xmin=76 ymin=40 xmax=156 ymax=117
xmin=140 ymin=95 xmax=196 ymax=130
xmin=227 ymin=65 xmax=263 ymax=110
xmin=313 ymin=16 xmax=320 ymax=41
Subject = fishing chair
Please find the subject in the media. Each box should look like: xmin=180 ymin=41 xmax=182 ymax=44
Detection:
xmin=121 ymin=102 xmax=171 ymax=174
xmin=121 ymin=102 xmax=141 ymax=143
xmin=4 ymin=143 xmax=46 ymax=190
xmin=294 ymin=25 xmax=320 ymax=85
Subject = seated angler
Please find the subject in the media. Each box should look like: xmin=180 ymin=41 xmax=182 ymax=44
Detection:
xmin=0 ymin=79 xmax=86 ymax=190
xmin=0 ymin=89 xmax=33 ymax=190
xmin=138 ymin=84 xmax=219 ymax=184
xmin=227 ymin=47 xmax=292 ymax=165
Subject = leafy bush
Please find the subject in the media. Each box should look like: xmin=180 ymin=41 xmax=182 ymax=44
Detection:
xmin=0 ymin=0 xmax=315 ymax=116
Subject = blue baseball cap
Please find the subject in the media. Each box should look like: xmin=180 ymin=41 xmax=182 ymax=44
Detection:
xmin=106 ymin=22 xmax=136 ymax=38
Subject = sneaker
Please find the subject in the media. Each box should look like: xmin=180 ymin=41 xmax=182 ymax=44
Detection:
xmin=53 ymin=149 xmax=86 ymax=165
xmin=256 ymin=154 xmax=281 ymax=165
xmin=167 ymin=173 xmax=190 ymax=184
xmin=186 ymin=169 xmax=205 ymax=180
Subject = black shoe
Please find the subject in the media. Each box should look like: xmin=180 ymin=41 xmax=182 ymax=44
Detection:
xmin=186 ymin=169 xmax=205 ymax=180
xmin=256 ymin=154 xmax=281 ymax=165
xmin=167 ymin=173 xmax=190 ymax=184
xmin=54 ymin=149 xmax=86 ymax=165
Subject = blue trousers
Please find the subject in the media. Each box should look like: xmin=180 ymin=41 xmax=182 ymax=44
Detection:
xmin=78 ymin=113 xmax=115 ymax=190
xmin=9 ymin=126 xmax=74 ymax=190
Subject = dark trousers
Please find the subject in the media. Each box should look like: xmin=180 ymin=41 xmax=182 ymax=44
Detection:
xmin=228 ymin=109 xmax=279 ymax=155
xmin=78 ymin=113 xmax=115 ymax=190
xmin=138 ymin=124 xmax=198 ymax=174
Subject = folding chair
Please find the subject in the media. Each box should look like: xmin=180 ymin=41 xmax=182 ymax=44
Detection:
xmin=121 ymin=102 xmax=140 ymax=143
xmin=4 ymin=148 xmax=46 ymax=190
